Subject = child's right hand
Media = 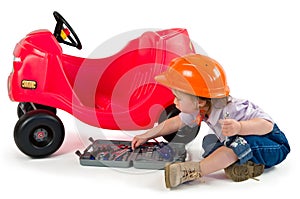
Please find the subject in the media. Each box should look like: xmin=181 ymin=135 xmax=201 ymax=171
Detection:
xmin=131 ymin=135 xmax=148 ymax=150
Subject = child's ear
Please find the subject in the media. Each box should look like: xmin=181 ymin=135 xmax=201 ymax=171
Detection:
xmin=198 ymin=99 xmax=207 ymax=108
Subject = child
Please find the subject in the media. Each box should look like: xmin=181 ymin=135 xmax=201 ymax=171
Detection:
xmin=131 ymin=54 xmax=290 ymax=188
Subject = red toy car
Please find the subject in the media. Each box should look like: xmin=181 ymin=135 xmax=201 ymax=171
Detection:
xmin=8 ymin=11 xmax=198 ymax=158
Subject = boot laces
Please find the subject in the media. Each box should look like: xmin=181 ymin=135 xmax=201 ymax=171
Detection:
xmin=182 ymin=168 xmax=201 ymax=181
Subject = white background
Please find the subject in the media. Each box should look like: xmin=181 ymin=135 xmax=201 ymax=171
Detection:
xmin=1 ymin=0 xmax=299 ymax=198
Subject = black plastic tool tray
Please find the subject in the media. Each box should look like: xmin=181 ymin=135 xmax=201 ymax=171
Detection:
xmin=76 ymin=137 xmax=186 ymax=170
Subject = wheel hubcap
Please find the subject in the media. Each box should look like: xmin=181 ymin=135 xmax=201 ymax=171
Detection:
xmin=30 ymin=127 xmax=53 ymax=148
xmin=33 ymin=128 xmax=48 ymax=142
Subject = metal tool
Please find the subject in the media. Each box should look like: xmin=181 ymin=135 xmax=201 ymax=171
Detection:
xmin=224 ymin=111 xmax=230 ymax=145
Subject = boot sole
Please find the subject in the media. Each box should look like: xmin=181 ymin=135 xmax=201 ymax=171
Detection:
xmin=165 ymin=163 xmax=172 ymax=188
xmin=224 ymin=161 xmax=265 ymax=182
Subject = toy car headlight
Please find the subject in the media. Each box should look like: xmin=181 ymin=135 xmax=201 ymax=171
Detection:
xmin=13 ymin=56 xmax=21 ymax=62
xmin=13 ymin=56 xmax=22 ymax=72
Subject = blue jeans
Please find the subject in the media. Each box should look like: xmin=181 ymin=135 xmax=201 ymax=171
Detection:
xmin=202 ymin=124 xmax=290 ymax=168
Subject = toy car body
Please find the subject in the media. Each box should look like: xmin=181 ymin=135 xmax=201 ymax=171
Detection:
xmin=8 ymin=12 xmax=197 ymax=157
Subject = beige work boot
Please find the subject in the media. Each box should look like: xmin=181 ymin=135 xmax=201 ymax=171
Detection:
xmin=224 ymin=161 xmax=265 ymax=182
xmin=165 ymin=161 xmax=202 ymax=188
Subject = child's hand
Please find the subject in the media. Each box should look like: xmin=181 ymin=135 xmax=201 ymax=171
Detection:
xmin=219 ymin=119 xmax=242 ymax=137
xmin=131 ymin=135 xmax=148 ymax=150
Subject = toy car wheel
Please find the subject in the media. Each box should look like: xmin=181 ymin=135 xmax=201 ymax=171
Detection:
xmin=159 ymin=104 xmax=200 ymax=144
xmin=14 ymin=110 xmax=65 ymax=158
xmin=17 ymin=102 xmax=57 ymax=118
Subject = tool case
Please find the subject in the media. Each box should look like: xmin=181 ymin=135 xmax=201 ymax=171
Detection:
xmin=76 ymin=137 xmax=187 ymax=170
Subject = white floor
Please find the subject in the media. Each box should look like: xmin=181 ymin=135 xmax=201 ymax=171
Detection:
xmin=1 ymin=110 xmax=297 ymax=199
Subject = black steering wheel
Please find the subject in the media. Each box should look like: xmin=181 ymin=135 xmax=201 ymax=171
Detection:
xmin=53 ymin=11 xmax=82 ymax=49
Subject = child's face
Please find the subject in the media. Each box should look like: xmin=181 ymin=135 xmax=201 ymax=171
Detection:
xmin=172 ymin=90 xmax=199 ymax=113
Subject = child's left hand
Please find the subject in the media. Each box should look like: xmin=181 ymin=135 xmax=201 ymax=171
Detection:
xmin=219 ymin=119 xmax=242 ymax=137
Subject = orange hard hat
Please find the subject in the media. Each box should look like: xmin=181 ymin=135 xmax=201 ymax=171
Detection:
xmin=155 ymin=54 xmax=230 ymax=98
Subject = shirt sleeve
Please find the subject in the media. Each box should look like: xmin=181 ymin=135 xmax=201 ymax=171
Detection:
xmin=227 ymin=99 xmax=274 ymax=124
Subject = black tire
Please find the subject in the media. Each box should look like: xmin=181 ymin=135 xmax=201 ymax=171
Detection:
xmin=14 ymin=110 xmax=65 ymax=158
xmin=159 ymin=104 xmax=200 ymax=144
xmin=17 ymin=102 xmax=57 ymax=118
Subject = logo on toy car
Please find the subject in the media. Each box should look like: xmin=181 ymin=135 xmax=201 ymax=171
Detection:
xmin=21 ymin=80 xmax=37 ymax=89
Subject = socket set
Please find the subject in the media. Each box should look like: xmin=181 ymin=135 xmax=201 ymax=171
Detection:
xmin=76 ymin=137 xmax=187 ymax=169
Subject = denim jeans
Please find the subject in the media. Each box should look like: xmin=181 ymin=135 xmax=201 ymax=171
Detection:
xmin=202 ymin=124 xmax=290 ymax=168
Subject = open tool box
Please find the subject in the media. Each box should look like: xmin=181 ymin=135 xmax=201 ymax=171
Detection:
xmin=76 ymin=137 xmax=187 ymax=170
